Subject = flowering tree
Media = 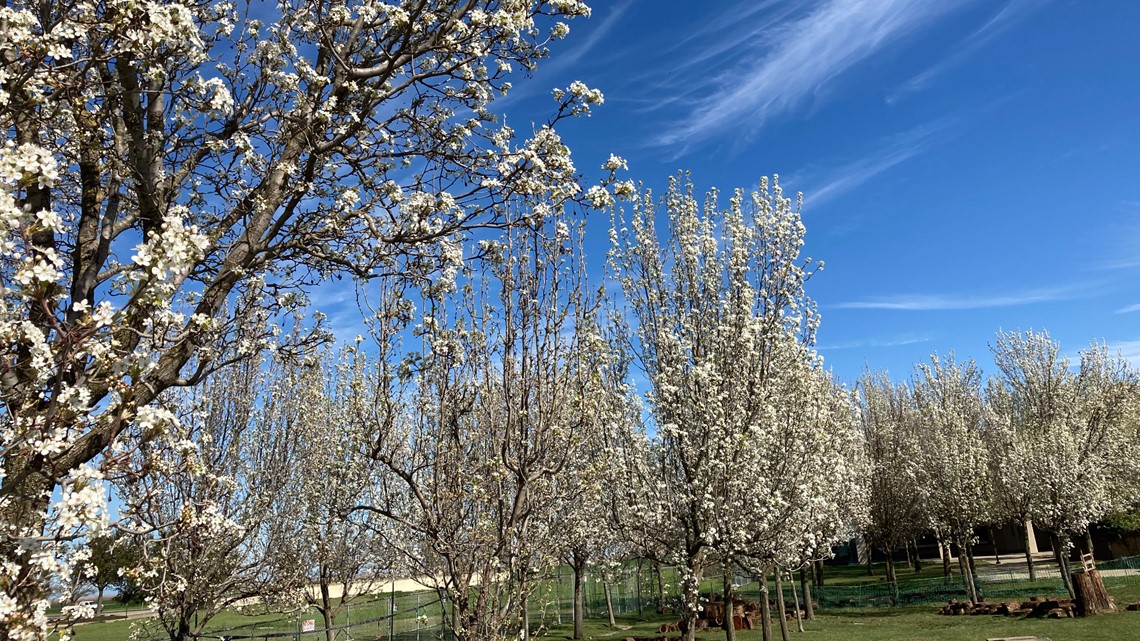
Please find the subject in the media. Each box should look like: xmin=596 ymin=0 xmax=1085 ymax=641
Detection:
xmin=269 ymin=346 xmax=398 ymax=641
xmin=0 ymin=0 xmax=607 ymax=635
xmin=912 ymin=353 xmax=989 ymax=604
xmin=987 ymin=330 xmax=1139 ymax=597
xmin=116 ymin=356 xmax=301 ymax=641
xmin=857 ymin=371 xmax=927 ymax=601
xmin=733 ymin=360 xmax=867 ymax=641
xmin=357 ymin=210 xmax=606 ymax=641
xmin=548 ymin=354 xmax=635 ymax=640
xmin=608 ymin=174 xmax=839 ymax=641
xmin=74 ymin=533 xmax=140 ymax=614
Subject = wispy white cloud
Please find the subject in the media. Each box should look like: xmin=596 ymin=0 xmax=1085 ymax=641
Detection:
xmin=834 ymin=285 xmax=1085 ymax=311
xmin=1106 ymin=340 xmax=1140 ymax=367
xmin=494 ymin=1 xmax=634 ymax=109
xmin=806 ymin=118 xmax=955 ymax=207
xmin=1116 ymin=303 xmax=1140 ymax=314
xmin=652 ymin=0 xmax=970 ymax=147
xmin=886 ymin=0 xmax=1046 ymax=103
xmin=1096 ymin=201 xmax=1140 ymax=270
xmin=817 ymin=333 xmax=933 ymax=350
xmin=545 ymin=1 xmax=634 ymax=72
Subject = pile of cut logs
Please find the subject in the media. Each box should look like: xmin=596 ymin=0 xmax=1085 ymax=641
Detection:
xmin=938 ymin=596 xmax=1076 ymax=618
xmin=621 ymin=595 xmax=808 ymax=640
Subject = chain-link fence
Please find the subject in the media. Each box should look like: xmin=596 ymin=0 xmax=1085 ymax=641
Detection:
xmin=727 ymin=554 xmax=1140 ymax=610
xmin=147 ymin=554 xmax=1140 ymax=638
xmin=148 ymin=591 xmax=449 ymax=641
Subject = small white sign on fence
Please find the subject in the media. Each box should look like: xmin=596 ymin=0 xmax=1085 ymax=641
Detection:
xmin=301 ymin=619 xmax=316 ymax=632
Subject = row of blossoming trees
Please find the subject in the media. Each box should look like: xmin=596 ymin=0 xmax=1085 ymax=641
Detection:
xmin=1 ymin=2 xmax=1138 ymax=641
xmin=860 ymin=330 xmax=1140 ymax=604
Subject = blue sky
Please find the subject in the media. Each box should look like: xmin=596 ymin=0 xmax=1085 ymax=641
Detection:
xmin=489 ymin=0 xmax=1140 ymax=383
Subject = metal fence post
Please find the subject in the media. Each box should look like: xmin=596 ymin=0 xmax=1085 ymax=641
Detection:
xmin=389 ymin=582 xmax=395 ymax=639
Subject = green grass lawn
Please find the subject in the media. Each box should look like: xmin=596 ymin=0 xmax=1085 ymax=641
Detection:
xmin=538 ymin=605 xmax=1140 ymax=641
xmin=70 ymin=591 xmax=443 ymax=641
xmin=70 ymin=569 xmax=1140 ymax=641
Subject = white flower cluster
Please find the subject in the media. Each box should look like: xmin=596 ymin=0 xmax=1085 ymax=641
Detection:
xmin=131 ymin=208 xmax=210 ymax=282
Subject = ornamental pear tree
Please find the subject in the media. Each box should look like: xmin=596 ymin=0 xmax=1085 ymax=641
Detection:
xmin=356 ymin=210 xmax=608 ymax=641
xmin=857 ymin=370 xmax=927 ymax=602
xmin=268 ymin=346 xmax=398 ymax=641
xmin=987 ymin=330 xmax=1139 ymax=597
xmin=74 ymin=533 xmax=140 ymax=614
xmin=733 ymin=358 xmax=867 ymax=641
xmin=608 ymin=174 xmax=840 ymax=641
xmin=0 ymin=0 xmax=609 ymax=634
xmin=548 ymin=346 xmax=637 ymax=641
xmin=911 ymin=352 xmax=989 ymax=604
xmin=116 ymin=355 xmax=302 ymax=641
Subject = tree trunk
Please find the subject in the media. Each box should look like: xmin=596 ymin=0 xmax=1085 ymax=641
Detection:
xmin=0 ymin=466 xmax=54 ymax=640
xmin=774 ymin=572 xmax=790 ymax=641
xmin=789 ymin=572 xmax=804 ymax=633
xmin=799 ymin=568 xmax=814 ymax=620
xmin=813 ymin=560 xmax=823 ymax=588
xmin=522 ymin=590 xmax=531 ymax=641
xmin=1072 ymin=568 xmax=1115 ymax=616
xmin=966 ymin=540 xmax=977 ymax=576
xmin=722 ymin=566 xmax=736 ymax=641
xmin=759 ymin=571 xmax=773 ymax=641
xmin=885 ymin=548 xmax=898 ymax=606
xmin=1084 ymin=528 xmax=1095 ymax=559
xmin=910 ymin=539 xmax=923 ymax=572
xmin=940 ymin=538 xmax=953 ymax=578
xmin=603 ymin=582 xmax=616 ymax=627
xmin=1053 ymin=534 xmax=1076 ymax=600
xmin=1023 ymin=521 xmax=1037 ymax=582
xmin=96 ymin=586 xmax=105 ymax=616
xmin=320 ymin=580 xmax=336 ymax=641
xmin=957 ymin=538 xmax=979 ymax=604
xmin=865 ymin=538 xmax=874 ymax=576
xmin=680 ymin=561 xmax=704 ymax=641
xmin=635 ymin=559 xmax=643 ymax=616
xmin=572 ymin=554 xmax=586 ymax=640
xmin=655 ymin=562 xmax=666 ymax=614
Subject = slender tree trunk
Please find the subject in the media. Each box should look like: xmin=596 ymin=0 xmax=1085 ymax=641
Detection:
xmin=655 ymin=562 xmax=666 ymax=614
xmin=957 ymin=538 xmax=979 ymax=604
xmin=320 ymin=580 xmax=336 ymax=641
xmin=1022 ymin=522 xmax=1037 ymax=580
xmin=1052 ymin=534 xmax=1076 ymax=599
xmin=722 ymin=566 xmax=736 ymax=641
xmin=885 ymin=548 xmax=898 ymax=605
xmin=1085 ymin=528 xmax=1095 ymax=560
xmin=603 ymin=582 xmax=616 ymax=627
xmin=940 ymin=538 xmax=953 ymax=578
xmin=966 ymin=540 xmax=977 ymax=576
xmin=910 ymin=538 xmax=923 ymax=572
xmin=799 ymin=568 xmax=814 ymax=620
xmin=814 ymin=560 xmax=824 ymax=588
xmin=0 ymin=468 xmax=54 ymax=641
xmin=903 ymin=541 xmax=913 ymax=571
xmin=759 ymin=571 xmax=773 ymax=641
xmin=96 ymin=586 xmax=105 ymax=615
xmin=635 ymin=559 xmax=643 ymax=616
xmin=522 ymin=593 xmax=531 ymax=641
xmin=572 ymin=554 xmax=586 ymax=640
xmin=990 ymin=527 xmax=1002 ymax=565
xmin=865 ymin=538 xmax=874 ymax=576
xmin=789 ymin=572 xmax=804 ymax=633
xmin=774 ymin=572 xmax=790 ymax=641
xmin=680 ymin=560 xmax=704 ymax=641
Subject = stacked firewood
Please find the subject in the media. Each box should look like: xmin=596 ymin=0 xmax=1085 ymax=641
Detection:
xmin=938 ymin=596 xmax=1077 ymax=618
